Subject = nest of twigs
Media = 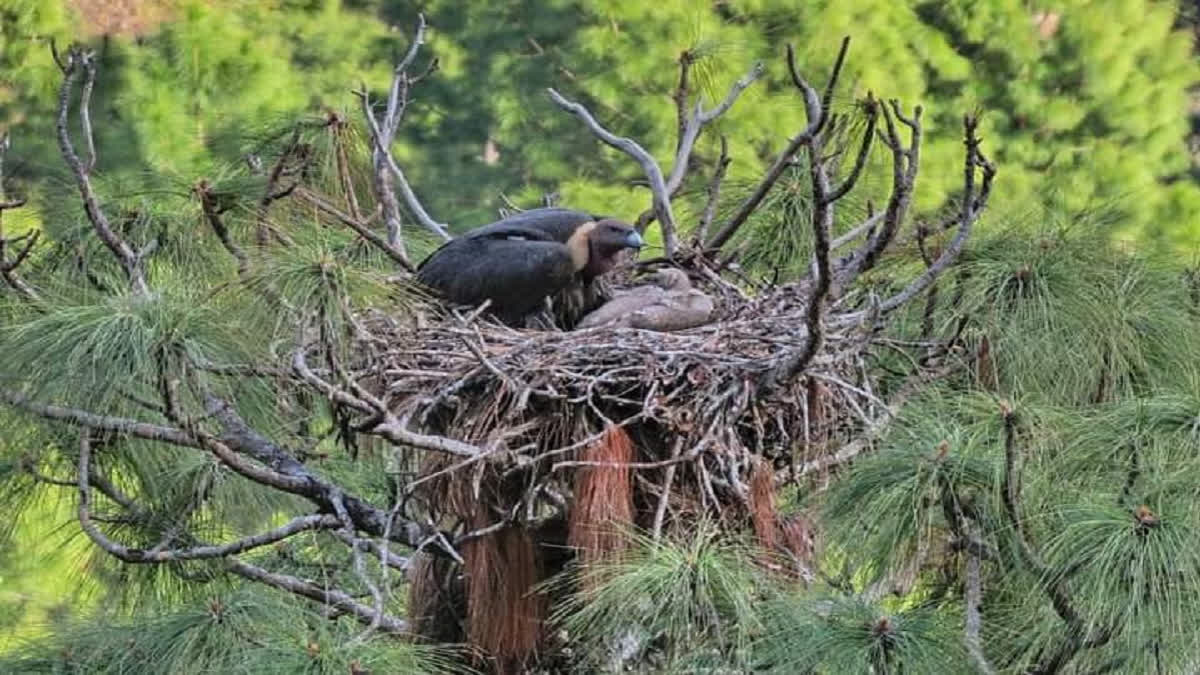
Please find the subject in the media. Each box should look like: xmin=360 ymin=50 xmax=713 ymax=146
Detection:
xmin=351 ymin=268 xmax=887 ymax=529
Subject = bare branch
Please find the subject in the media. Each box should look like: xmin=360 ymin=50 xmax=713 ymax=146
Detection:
xmin=356 ymin=18 xmax=450 ymax=248
xmin=965 ymin=548 xmax=995 ymax=675
xmin=664 ymin=61 xmax=764 ymax=196
xmin=254 ymin=128 xmax=302 ymax=247
xmin=78 ymin=431 xmax=340 ymax=565
xmin=361 ymin=94 xmax=451 ymax=243
xmin=826 ymin=96 xmax=879 ymax=203
xmin=705 ymin=38 xmax=850 ymax=251
xmin=2 ymin=389 xmax=197 ymax=446
xmin=291 ymin=345 xmax=485 ymax=458
xmin=54 ymin=46 xmax=148 ymax=295
xmin=332 ymin=493 xmax=386 ymax=640
xmin=548 ymin=87 xmax=679 ymax=256
xmin=834 ymin=99 xmax=922 ymax=288
xmin=868 ymin=116 xmax=992 ymax=316
xmin=693 ymin=135 xmax=730 ymax=247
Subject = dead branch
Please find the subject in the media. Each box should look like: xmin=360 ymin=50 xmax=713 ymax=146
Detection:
xmin=358 ymin=15 xmax=450 ymax=247
xmin=705 ymin=37 xmax=850 ymax=252
xmin=665 ymin=62 xmax=764 ymax=198
xmin=834 ymin=99 xmax=922 ymax=289
xmin=547 ymin=88 xmax=679 ymax=255
xmin=78 ymin=431 xmax=340 ymax=563
xmin=54 ymin=45 xmax=149 ymax=296
xmin=693 ymin=135 xmax=730 ymax=246
xmin=871 ymin=115 xmax=993 ymax=315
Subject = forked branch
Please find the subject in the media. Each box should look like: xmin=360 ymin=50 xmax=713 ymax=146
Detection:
xmin=54 ymin=45 xmax=150 ymax=296
xmin=357 ymin=14 xmax=450 ymax=248
xmin=706 ymin=37 xmax=850 ymax=252
xmin=549 ymin=59 xmax=762 ymax=258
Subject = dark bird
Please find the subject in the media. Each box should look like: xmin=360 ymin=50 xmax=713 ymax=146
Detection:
xmin=415 ymin=208 xmax=644 ymax=327
xmin=576 ymin=268 xmax=715 ymax=332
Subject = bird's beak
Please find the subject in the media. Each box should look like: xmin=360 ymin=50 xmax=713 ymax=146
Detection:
xmin=625 ymin=231 xmax=645 ymax=249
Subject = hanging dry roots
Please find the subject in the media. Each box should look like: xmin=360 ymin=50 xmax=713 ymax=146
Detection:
xmin=750 ymin=461 xmax=816 ymax=580
xmin=463 ymin=512 xmax=547 ymax=674
xmin=567 ymin=426 xmax=635 ymax=585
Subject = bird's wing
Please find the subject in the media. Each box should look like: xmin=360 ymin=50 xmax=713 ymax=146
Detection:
xmin=417 ymin=209 xmax=597 ymax=272
xmin=415 ymin=237 xmax=576 ymax=321
xmin=463 ymin=208 xmax=597 ymax=243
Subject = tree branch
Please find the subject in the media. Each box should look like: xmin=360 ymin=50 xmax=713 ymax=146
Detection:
xmin=357 ymin=16 xmax=450 ymax=247
xmin=705 ymin=37 xmax=850 ymax=252
xmin=868 ymin=115 xmax=992 ymax=316
xmin=78 ymin=432 xmax=340 ymax=565
xmin=294 ymin=186 xmax=414 ymax=271
xmin=693 ymin=135 xmax=730 ymax=247
xmin=548 ymin=87 xmax=679 ymax=256
xmin=1 ymin=389 xmax=197 ymax=446
xmin=196 ymin=180 xmax=249 ymax=276
xmin=227 ymin=558 xmax=409 ymax=634
xmin=54 ymin=46 xmax=148 ymax=296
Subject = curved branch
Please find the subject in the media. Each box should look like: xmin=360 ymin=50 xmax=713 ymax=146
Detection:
xmin=548 ymin=88 xmax=679 ymax=255
xmin=78 ymin=434 xmax=340 ymax=565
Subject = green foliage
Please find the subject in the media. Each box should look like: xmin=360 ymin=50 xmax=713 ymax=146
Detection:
xmin=550 ymin=523 xmax=763 ymax=671
xmin=755 ymin=593 xmax=967 ymax=674
xmin=0 ymin=588 xmax=463 ymax=674
xmin=3 ymin=1 xmax=1200 ymax=671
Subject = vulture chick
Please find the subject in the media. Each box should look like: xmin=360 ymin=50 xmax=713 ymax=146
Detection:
xmin=576 ymin=268 xmax=715 ymax=332
xmin=415 ymin=208 xmax=644 ymax=327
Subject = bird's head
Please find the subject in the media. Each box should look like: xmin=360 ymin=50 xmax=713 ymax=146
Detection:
xmin=568 ymin=218 xmax=644 ymax=278
xmin=649 ymin=267 xmax=691 ymax=291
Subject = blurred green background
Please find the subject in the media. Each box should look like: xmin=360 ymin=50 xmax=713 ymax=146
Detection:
xmin=2 ymin=0 xmax=1199 ymax=652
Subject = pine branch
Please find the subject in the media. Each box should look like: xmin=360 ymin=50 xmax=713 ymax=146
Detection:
xmin=54 ymin=46 xmax=149 ymax=296
xmin=78 ymin=432 xmax=340 ymax=563
xmin=227 ymin=558 xmax=409 ymax=634
xmin=548 ymin=87 xmax=680 ymax=256
xmin=357 ymin=16 xmax=449 ymax=248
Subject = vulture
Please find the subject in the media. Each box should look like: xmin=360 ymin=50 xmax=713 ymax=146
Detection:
xmin=576 ymin=267 xmax=715 ymax=332
xmin=415 ymin=208 xmax=644 ymax=327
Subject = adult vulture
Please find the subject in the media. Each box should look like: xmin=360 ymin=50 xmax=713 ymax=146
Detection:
xmin=415 ymin=208 xmax=644 ymax=327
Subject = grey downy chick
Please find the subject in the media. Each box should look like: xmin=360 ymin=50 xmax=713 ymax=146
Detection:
xmin=576 ymin=268 xmax=715 ymax=331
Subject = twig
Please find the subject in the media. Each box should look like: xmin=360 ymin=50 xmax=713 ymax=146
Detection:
xmin=834 ymin=99 xmax=922 ymax=288
xmin=694 ymin=135 xmax=730 ymax=246
xmin=868 ymin=115 xmax=992 ymax=316
xmin=706 ymin=37 xmax=850 ymax=251
xmin=651 ymin=437 xmax=686 ymax=540
xmin=357 ymin=17 xmax=449 ymax=246
xmin=333 ymin=493 xmax=386 ymax=641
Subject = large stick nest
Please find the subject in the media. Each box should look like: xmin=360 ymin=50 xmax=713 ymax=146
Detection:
xmin=349 ymin=269 xmax=891 ymax=529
